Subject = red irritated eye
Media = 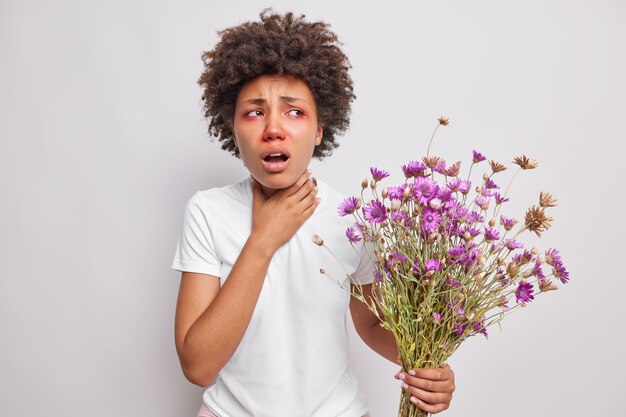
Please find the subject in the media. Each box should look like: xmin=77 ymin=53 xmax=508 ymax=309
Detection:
xmin=287 ymin=109 xmax=304 ymax=117
xmin=244 ymin=110 xmax=263 ymax=117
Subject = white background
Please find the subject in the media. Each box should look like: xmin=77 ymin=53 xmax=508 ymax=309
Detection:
xmin=1 ymin=1 xmax=624 ymax=416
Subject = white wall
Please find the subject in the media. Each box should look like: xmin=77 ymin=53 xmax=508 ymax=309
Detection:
xmin=1 ymin=1 xmax=624 ymax=416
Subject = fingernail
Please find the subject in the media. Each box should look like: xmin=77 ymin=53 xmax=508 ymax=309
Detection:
xmin=311 ymin=177 xmax=317 ymax=186
xmin=401 ymin=382 xmax=409 ymax=389
xmin=394 ymin=371 xmax=400 ymax=378
xmin=399 ymin=373 xmax=406 ymax=380
xmin=314 ymin=186 xmax=318 ymax=193
xmin=316 ymin=197 xmax=321 ymax=204
xmin=307 ymin=169 xmax=312 ymax=175
xmin=408 ymin=370 xmax=416 ymax=376
xmin=410 ymin=396 xmax=418 ymax=404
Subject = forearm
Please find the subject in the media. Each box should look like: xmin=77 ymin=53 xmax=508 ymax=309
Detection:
xmin=179 ymin=234 xmax=274 ymax=385
xmin=362 ymin=322 xmax=400 ymax=364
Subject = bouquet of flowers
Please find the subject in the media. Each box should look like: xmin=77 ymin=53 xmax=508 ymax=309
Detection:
xmin=314 ymin=117 xmax=569 ymax=417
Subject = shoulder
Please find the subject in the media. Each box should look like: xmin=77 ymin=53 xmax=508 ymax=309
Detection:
xmin=190 ymin=179 xmax=251 ymax=211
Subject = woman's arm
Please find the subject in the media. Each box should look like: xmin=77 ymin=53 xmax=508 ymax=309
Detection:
xmin=175 ymin=173 xmax=319 ymax=387
xmin=350 ymin=284 xmax=455 ymax=414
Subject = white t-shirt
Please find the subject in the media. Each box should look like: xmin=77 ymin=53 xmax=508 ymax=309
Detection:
xmin=172 ymin=177 xmax=375 ymax=417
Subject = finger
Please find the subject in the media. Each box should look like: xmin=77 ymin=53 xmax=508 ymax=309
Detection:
xmin=399 ymin=373 xmax=454 ymax=393
xmin=301 ymin=196 xmax=321 ymax=218
xmin=290 ymin=177 xmax=317 ymax=203
xmin=408 ymin=367 xmax=454 ymax=381
xmin=408 ymin=395 xmax=450 ymax=414
xmin=401 ymin=383 xmax=452 ymax=406
xmin=284 ymin=170 xmax=312 ymax=197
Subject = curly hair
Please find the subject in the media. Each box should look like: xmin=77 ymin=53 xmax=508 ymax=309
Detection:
xmin=198 ymin=9 xmax=355 ymax=159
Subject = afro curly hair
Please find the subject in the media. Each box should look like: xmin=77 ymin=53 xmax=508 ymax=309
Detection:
xmin=198 ymin=9 xmax=355 ymax=159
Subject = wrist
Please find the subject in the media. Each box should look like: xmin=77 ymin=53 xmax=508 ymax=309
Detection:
xmin=246 ymin=232 xmax=278 ymax=260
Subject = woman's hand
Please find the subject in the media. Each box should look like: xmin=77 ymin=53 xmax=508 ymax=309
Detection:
xmin=250 ymin=170 xmax=319 ymax=252
xmin=394 ymin=365 xmax=455 ymax=414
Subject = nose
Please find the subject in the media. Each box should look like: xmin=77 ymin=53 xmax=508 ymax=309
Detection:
xmin=263 ymin=112 xmax=285 ymax=141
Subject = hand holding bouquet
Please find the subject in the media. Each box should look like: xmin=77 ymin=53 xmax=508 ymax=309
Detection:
xmin=315 ymin=118 xmax=569 ymax=417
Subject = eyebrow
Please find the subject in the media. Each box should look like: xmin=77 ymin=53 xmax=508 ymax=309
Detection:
xmin=242 ymin=96 xmax=308 ymax=105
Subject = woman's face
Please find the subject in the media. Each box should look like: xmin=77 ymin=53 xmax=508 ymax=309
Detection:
xmin=233 ymin=74 xmax=323 ymax=197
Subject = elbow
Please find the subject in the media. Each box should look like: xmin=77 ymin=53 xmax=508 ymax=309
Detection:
xmin=181 ymin=363 xmax=216 ymax=388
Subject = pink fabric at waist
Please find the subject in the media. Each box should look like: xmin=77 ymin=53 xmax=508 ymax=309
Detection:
xmin=196 ymin=403 xmax=371 ymax=417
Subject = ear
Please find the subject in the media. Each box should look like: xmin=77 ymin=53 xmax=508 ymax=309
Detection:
xmin=232 ymin=134 xmax=238 ymax=148
xmin=315 ymin=125 xmax=323 ymax=146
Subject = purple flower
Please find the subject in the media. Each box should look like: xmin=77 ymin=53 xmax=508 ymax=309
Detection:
xmin=338 ymin=196 xmax=360 ymax=216
xmin=445 ymin=277 xmax=461 ymax=287
xmin=421 ymin=208 xmax=441 ymax=234
xmin=474 ymin=196 xmax=490 ymax=211
xmin=494 ymin=192 xmax=509 ymax=205
xmin=362 ymin=200 xmax=387 ymax=223
xmin=459 ymin=225 xmax=481 ymax=239
xmin=432 ymin=312 xmax=442 ymax=323
xmin=454 ymin=305 xmax=465 ymax=318
xmin=345 ymin=226 xmax=362 ymax=243
xmin=401 ymin=161 xmax=427 ymax=178
xmin=455 ymin=322 xmax=467 ymax=337
xmin=472 ymin=150 xmax=487 ymax=163
xmin=484 ymin=227 xmax=500 ymax=241
xmin=533 ymin=261 xmax=545 ymax=280
xmin=424 ymin=259 xmax=442 ymax=273
xmin=467 ymin=211 xmax=485 ymax=224
xmin=500 ymin=215 xmax=518 ymax=231
xmin=554 ymin=264 xmax=570 ymax=284
xmin=473 ymin=320 xmax=488 ymax=339
xmin=387 ymin=185 xmax=406 ymax=200
xmin=515 ymin=281 xmax=535 ymax=304
xmin=374 ymin=271 xmax=384 ymax=283
xmin=545 ymin=248 xmax=562 ymax=267
xmin=412 ymin=177 xmax=439 ymax=203
xmin=447 ymin=246 xmax=466 ymax=264
xmin=447 ymin=178 xmax=472 ymax=194
xmin=389 ymin=252 xmax=407 ymax=263
xmin=442 ymin=161 xmax=462 ymax=177
xmin=432 ymin=159 xmax=447 ymax=174
xmin=481 ymin=188 xmax=495 ymax=197
xmin=370 ymin=167 xmax=389 ymax=181
xmin=505 ymin=239 xmax=524 ymax=250
xmin=512 ymin=250 xmax=533 ymax=264
xmin=390 ymin=210 xmax=410 ymax=226
xmin=484 ymin=178 xmax=499 ymax=189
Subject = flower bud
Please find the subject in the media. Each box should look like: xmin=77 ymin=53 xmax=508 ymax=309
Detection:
xmin=463 ymin=231 xmax=472 ymax=242
xmin=474 ymin=272 xmax=486 ymax=284
xmin=475 ymin=186 xmax=482 ymax=194
xmin=403 ymin=186 xmax=412 ymax=199
xmin=312 ymin=235 xmax=324 ymax=246
xmin=370 ymin=179 xmax=377 ymax=190
xmin=391 ymin=199 xmax=402 ymax=211
xmin=531 ymin=246 xmax=538 ymax=255
xmin=381 ymin=187 xmax=388 ymax=199
xmin=361 ymin=178 xmax=368 ymax=189
xmin=429 ymin=198 xmax=442 ymax=210
xmin=488 ymin=218 xmax=496 ymax=227
xmin=482 ymin=172 xmax=489 ymax=180
xmin=319 ymin=268 xmax=325 ymax=274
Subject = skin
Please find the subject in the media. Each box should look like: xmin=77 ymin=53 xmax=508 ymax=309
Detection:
xmin=174 ymin=74 xmax=455 ymax=413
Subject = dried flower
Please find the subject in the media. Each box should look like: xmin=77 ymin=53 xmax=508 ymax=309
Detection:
xmin=515 ymin=281 xmax=535 ymax=305
xmin=438 ymin=116 xmax=450 ymax=126
xmin=539 ymin=191 xmax=557 ymax=208
xmin=489 ymin=160 xmax=507 ymax=173
xmin=524 ymin=205 xmax=553 ymax=237
xmin=402 ymin=161 xmax=427 ymax=178
xmin=362 ymin=200 xmax=387 ymax=223
xmin=513 ymin=155 xmax=538 ymax=170
xmin=423 ymin=156 xmax=443 ymax=170
xmin=311 ymin=235 xmax=324 ymax=246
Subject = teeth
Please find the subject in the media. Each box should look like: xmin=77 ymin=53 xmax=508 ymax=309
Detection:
xmin=270 ymin=153 xmax=282 ymax=157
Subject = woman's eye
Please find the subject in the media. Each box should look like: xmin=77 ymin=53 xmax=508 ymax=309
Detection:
xmin=245 ymin=110 xmax=263 ymax=117
xmin=287 ymin=109 xmax=304 ymax=117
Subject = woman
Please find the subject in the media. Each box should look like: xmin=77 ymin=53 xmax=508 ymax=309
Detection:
xmin=172 ymin=10 xmax=455 ymax=417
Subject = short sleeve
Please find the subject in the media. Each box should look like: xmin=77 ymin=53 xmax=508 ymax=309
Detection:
xmin=351 ymin=242 xmax=375 ymax=285
xmin=171 ymin=192 xmax=221 ymax=276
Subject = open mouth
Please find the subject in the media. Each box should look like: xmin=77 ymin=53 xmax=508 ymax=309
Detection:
xmin=263 ymin=153 xmax=289 ymax=163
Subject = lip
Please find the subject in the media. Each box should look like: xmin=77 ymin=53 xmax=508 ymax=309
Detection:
xmin=259 ymin=147 xmax=291 ymax=173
